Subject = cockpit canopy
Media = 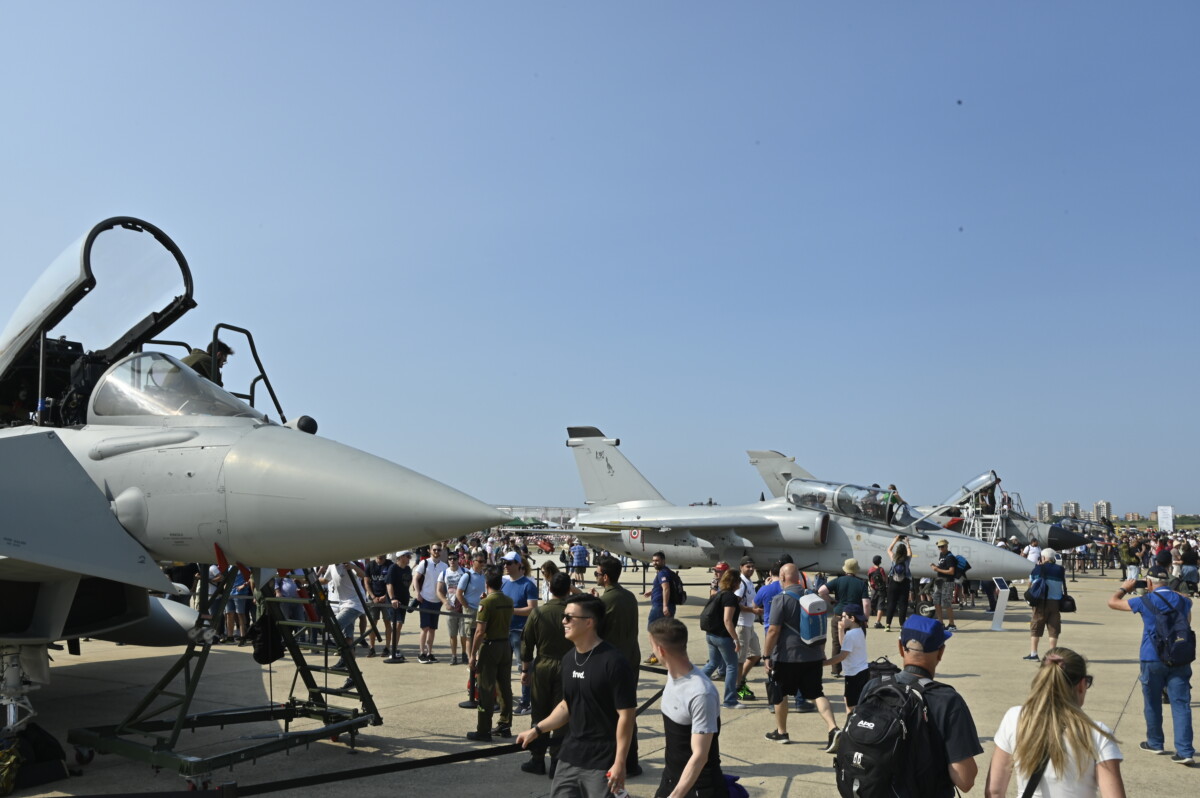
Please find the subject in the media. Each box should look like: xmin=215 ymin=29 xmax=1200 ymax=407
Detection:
xmin=936 ymin=469 xmax=999 ymax=508
xmin=785 ymin=479 xmax=895 ymax=524
xmin=90 ymin=352 xmax=265 ymax=423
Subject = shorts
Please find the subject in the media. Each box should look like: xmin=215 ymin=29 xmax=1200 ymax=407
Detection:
xmin=227 ymin=597 xmax=249 ymax=614
xmin=772 ymin=660 xmax=824 ymax=701
xmin=736 ymin=625 xmax=761 ymax=662
xmin=418 ymin=599 xmax=441 ymax=629
xmin=550 ymin=760 xmax=609 ymax=798
xmin=844 ymin=669 xmax=871 ymax=707
xmin=572 ymin=565 xmax=587 ymax=575
xmin=1030 ymin=598 xmax=1061 ymax=638
xmin=447 ymin=610 xmax=464 ymax=638
xmin=389 ymin=606 xmax=407 ymax=625
xmin=367 ymin=602 xmax=389 ymax=622
xmin=462 ymin=607 xmax=479 ymax=639
xmin=931 ymin=580 xmax=954 ymax=607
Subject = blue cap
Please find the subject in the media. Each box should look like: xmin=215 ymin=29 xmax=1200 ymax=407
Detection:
xmin=900 ymin=615 xmax=952 ymax=652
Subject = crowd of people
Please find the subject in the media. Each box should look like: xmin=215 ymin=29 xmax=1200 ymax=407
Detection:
xmin=157 ymin=525 xmax=1194 ymax=797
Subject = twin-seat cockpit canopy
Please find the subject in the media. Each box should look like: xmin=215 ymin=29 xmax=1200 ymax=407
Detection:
xmin=91 ymin=352 xmax=265 ymax=423
xmin=786 ymin=479 xmax=898 ymax=524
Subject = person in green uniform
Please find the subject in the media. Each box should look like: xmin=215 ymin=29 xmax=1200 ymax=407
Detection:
xmin=180 ymin=340 xmax=233 ymax=386
xmin=467 ymin=566 xmax=514 ymax=741
xmin=518 ymin=572 xmax=572 ymax=775
xmin=595 ymin=555 xmax=643 ymax=777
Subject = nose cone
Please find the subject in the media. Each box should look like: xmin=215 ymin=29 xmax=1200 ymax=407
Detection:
xmin=221 ymin=426 xmax=510 ymax=567
xmin=965 ymin=539 xmax=1035 ymax=580
xmin=1047 ymin=523 xmax=1089 ymax=550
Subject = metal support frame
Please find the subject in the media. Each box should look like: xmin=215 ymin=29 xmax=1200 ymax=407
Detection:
xmin=67 ymin=565 xmax=379 ymax=787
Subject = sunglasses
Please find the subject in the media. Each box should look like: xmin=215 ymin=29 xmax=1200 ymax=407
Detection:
xmin=1079 ymin=675 xmax=1095 ymax=689
xmin=562 ymin=613 xmax=594 ymax=624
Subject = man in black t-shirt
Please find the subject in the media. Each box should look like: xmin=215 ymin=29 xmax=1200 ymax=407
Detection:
xmin=517 ymin=594 xmax=637 ymax=796
xmin=364 ymin=554 xmax=393 ymax=657
xmin=384 ymin=551 xmax=414 ymax=664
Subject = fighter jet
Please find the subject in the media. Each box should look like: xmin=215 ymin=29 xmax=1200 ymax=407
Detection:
xmin=566 ymin=427 xmax=1031 ymax=580
xmin=0 ymin=217 xmax=511 ymax=732
xmin=749 ymin=452 xmax=1087 ymax=551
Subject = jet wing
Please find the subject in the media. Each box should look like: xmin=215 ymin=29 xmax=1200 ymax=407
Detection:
xmin=578 ymin=515 xmax=778 ymax=533
xmin=0 ymin=429 xmax=177 ymax=593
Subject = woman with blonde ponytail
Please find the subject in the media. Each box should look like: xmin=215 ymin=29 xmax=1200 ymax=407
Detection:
xmin=985 ymin=647 xmax=1125 ymax=797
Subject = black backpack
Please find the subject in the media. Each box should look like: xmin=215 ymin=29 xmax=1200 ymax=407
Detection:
xmin=1142 ymin=591 xmax=1196 ymax=667
xmin=699 ymin=591 xmax=725 ymax=633
xmin=666 ymin=568 xmax=688 ymax=605
xmin=834 ymin=675 xmax=953 ymax=798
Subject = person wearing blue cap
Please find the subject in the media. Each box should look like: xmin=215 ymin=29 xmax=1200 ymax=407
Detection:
xmin=855 ymin=615 xmax=983 ymax=794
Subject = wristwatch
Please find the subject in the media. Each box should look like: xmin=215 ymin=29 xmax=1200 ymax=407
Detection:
xmin=531 ymin=723 xmax=542 ymax=736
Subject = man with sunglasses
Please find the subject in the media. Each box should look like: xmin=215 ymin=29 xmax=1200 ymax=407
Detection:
xmin=517 ymin=594 xmax=636 ymax=798
xmin=414 ymin=545 xmax=449 ymax=663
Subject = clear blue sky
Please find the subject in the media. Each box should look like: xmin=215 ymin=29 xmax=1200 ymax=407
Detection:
xmin=2 ymin=3 xmax=1196 ymax=517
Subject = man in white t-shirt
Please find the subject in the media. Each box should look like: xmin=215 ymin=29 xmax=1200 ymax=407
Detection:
xmin=321 ymin=561 xmax=366 ymax=673
xmin=734 ymin=556 xmax=763 ymax=701
xmin=1023 ymin=539 xmax=1043 ymax=566
xmin=413 ymin=545 xmax=449 ymax=663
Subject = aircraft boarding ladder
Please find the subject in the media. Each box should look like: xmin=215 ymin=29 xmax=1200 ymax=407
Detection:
xmin=959 ymin=510 xmax=1005 ymax=545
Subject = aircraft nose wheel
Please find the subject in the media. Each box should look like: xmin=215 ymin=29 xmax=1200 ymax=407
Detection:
xmin=73 ymin=745 xmax=95 ymax=765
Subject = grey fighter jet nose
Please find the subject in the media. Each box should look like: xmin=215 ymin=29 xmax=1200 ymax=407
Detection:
xmin=221 ymin=426 xmax=509 ymax=566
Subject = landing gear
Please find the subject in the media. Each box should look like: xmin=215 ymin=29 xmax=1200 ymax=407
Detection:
xmin=1 ymin=647 xmax=40 ymax=737
xmin=73 ymin=745 xmax=95 ymax=765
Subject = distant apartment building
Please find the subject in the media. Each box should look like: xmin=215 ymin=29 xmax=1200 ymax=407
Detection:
xmin=1124 ymin=512 xmax=1143 ymax=522
xmin=1094 ymin=500 xmax=1113 ymax=522
xmin=1062 ymin=501 xmax=1081 ymax=518
xmin=1036 ymin=501 xmax=1053 ymax=522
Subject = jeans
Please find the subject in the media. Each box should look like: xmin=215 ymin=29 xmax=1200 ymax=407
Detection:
xmin=510 ymin=628 xmax=530 ymax=706
xmin=332 ymin=607 xmax=363 ymax=668
xmin=1140 ymin=660 xmax=1194 ymax=758
xmin=703 ymin=634 xmax=739 ymax=706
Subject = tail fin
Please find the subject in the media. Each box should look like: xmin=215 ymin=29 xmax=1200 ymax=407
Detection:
xmin=565 ymin=426 xmax=671 ymax=507
xmin=747 ymin=450 xmax=814 ymax=498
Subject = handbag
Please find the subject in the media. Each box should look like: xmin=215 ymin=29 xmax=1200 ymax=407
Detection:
xmin=1060 ymin=593 xmax=1077 ymax=613
xmin=868 ymin=655 xmax=901 ymax=680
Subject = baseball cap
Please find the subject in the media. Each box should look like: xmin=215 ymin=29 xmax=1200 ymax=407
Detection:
xmin=935 ymin=539 xmax=949 ymax=547
xmin=900 ymin=615 xmax=952 ymax=653
xmin=501 ymin=551 xmax=522 ymax=562
xmin=396 ymin=550 xmax=413 ymax=559
xmin=843 ymin=606 xmax=868 ymax=623
xmin=713 ymin=562 xmax=730 ymax=573
xmin=1147 ymin=565 xmax=1170 ymax=580
xmin=740 ymin=556 xmax=756 ymax=566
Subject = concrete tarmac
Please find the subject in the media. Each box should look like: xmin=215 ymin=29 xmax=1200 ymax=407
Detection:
xmin=18 ymin=569 xmax=1197 ymax=796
